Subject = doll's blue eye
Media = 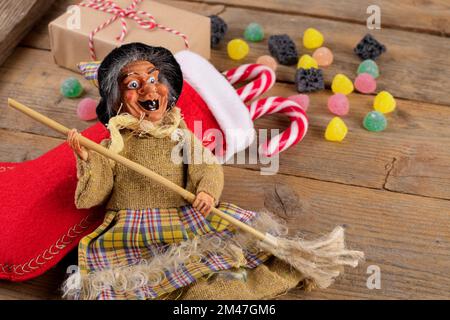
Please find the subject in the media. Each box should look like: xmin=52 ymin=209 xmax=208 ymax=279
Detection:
xmin=148 ymin=77 xmax=156 ymax=84
xmin=127 ymin=80 xmax=140 ymax=89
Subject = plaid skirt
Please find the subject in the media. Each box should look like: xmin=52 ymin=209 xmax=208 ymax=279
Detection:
xmin=77 ymin=203 xmax=271 ymax=300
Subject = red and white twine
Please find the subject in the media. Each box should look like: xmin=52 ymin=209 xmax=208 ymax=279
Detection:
xmin=224 ymin=63 xmax=308 ymax=157
xmin=79 ymin=0 xmax=189 ymax=60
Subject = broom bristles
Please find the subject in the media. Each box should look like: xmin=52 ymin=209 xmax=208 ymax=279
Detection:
xmin=258 ymin=226 xmax=364 ymax=289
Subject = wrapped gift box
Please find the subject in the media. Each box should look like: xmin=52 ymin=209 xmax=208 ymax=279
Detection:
xmin=49 ymin=0 xmax=210 ymax=71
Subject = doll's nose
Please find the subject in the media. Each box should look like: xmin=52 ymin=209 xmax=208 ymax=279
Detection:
xmin=138 ymin=82 xmax=156 ymax=96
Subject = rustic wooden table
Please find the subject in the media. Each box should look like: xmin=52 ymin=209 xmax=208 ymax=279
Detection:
xmin=0 ymin=0 xmax=449 ymax=300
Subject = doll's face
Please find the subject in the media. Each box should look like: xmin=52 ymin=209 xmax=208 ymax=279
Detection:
xmin=119 ymin=60 xmax=169 ymax=123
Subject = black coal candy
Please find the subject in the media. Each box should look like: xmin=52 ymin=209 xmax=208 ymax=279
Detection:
xmin=295 ymin=68 xmax=325 ymax=92
xmin=268 ymin=34 xmax=298 ymax=65
xmin=354 ymin=34 xmax=386 ymax=60
xmin=210 ymin=15 xmax=228 ymax=48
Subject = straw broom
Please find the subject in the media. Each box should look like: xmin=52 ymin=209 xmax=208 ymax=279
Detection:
xmin=8 ymin=98 xmax=364 ymax=289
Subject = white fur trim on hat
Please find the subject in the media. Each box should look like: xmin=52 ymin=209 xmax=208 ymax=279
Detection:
xmin=175 ymin=50 xmax=255 ymax=162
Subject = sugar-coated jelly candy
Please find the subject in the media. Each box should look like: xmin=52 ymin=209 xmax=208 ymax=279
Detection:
xmin=328 ymin=93 xmax=349 ymax=116
xmin=303 ymin=28 xmax=324 ymax=49
xmin=325 ymin=117 xmax=348 ymax=142
xmin=312 ymin=47 xmax=333 ymax=67
xmin=61 ymin=77 xmax=83 ymax=98
xmin=77 ymin=98 xmax=98 ymax=121
xmin=363 ymin=111 xmax=387 ymax=132
xmin=268 ymin=34 xmax=298 ymax=65
xmin=331 ymin=74 xmax=354 ymax=95
xmin=256 ymin=55 xmax=278 ymax=71
xmin=227 ymin=39 xmax=250 ymax=60
xmin=244 ymin=22 xmax=264 ymax=42
xmin=354 ymin=73 xmax=377 ymax=94
xmin=297 ymin=54 xmax=318 ymax=69
xmin=288 ymin=94 xmax=309 ymax=111
xmin=357 ymin=59 xmax=379 ymax=78
xmin=374 ymin=91 xmax=396 ymax=113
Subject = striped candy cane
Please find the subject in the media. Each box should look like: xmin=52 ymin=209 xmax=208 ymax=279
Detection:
xmin=247 ymin=97 xmax=308 ymax=157
xmin=223 ymin=64 xmax=276 ymax=103
xmin=224 ymin=63 xmax=308 ymax=157
xmin=79 ymin=0 xmax=189 ymax=61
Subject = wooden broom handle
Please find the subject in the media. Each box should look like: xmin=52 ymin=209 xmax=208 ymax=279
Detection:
xmin=7 ymin=98 xmax=268 ymax=242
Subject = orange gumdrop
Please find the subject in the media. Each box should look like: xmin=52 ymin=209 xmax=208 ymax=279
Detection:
xmin=256 ymin=55 xmax=278 ymax=71
xmin=312 ymin=47 xmax=333 ymax=67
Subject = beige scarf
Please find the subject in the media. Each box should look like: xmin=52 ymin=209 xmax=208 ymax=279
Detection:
xmin=107 ymin=107 xmax=182 ymax=154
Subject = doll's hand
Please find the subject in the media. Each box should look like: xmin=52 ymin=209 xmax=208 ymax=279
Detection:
xmin=193 ymin=192 xmax=215 ymax=217
xmin=67 ymin=129 xmax=89 ymax=161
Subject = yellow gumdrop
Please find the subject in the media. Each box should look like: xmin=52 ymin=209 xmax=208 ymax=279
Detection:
xmin=373 ymin=91 xmax=396 ymax=113
xmin=227 ymin=39 xmax=250 ymax=60
xmin=303 ymin=28 xmax=324 ymax=49
xmin=297 ymin=54 xmax=318 ymax=69
xmin=325 ymin=117 xmax=348 ymax=142
xmin=331 ymin=74 xmax=354 ymax=95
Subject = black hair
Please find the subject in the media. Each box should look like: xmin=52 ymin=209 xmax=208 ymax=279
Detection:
xmin=96 ymin=43 xmax=183 ymax=124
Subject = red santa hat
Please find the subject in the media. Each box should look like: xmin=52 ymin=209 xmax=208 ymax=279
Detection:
xmin=175 ymin=50 xmax=255 ymax=162
xmin=175 ymin=50 xmax=308 ymax=161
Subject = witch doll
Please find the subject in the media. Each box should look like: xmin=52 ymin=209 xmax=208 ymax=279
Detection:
xmin=62 ymin=43 xmax=311 ymax=300
xmin=63 ymin=43 xmax=302 ymax=299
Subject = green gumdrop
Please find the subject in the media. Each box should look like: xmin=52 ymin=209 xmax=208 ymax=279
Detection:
xmin=363 ymin=111 xmax=387 ymax=132
xmin=357 ymin=59 xmax=379 ymax=78
xmin=244 ymin=23 xmax=264 ymax=42
xmin=61 ymin=77 xmax=83 ymax=98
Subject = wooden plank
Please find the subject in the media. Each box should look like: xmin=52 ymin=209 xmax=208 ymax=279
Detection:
xmin=384 ymin=145 xmax=450 ymax=200
xmin=21 ymin=0 xmax=79 ymax=51
xmin=0 ymin=47 xmax=98 ymax=138
xmin=209 ymin=6 xmax=450 ymax=107
xmin=19 ymin=0 xmax=450 ymax=107
xmin=0 ymin=0 xmax=56 ymax=66
xmin=222 ymin=167 xmax=450 ymax=300
xmin=0 ymin=129 xmax=62 ymax=162
xmin=0 ymin=134 xmax=448 ymax=299
xmin=3 ymin=47 xmax=450 ymax=200
xmin=247 ymin=84 xmax=450 ymax=200
xmin=188 ymin=0 xmax=450 ymax=36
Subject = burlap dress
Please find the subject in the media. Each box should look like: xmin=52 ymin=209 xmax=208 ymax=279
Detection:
xmin=66 ymin=117 xmax=303 ymax=300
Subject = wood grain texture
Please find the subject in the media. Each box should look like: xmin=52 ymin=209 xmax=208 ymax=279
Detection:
xmin=19 ymin=0 xmax=450 ymax=107
xmin=222 ymin=167 xmax=450 ymax=300
xmin=189 ymin=0 xmax=450 ymax=36
xmin=0 ymin=47 xmax=98 ymax=138
xmin=248 ymin=84 xmax=450 ymax=200
xmin=0 ymin=134 xmax=448 ymax=300
xmin=0 ymin=0 xmax=56 ymax=65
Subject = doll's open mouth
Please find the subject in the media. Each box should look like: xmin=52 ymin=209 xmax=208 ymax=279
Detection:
xmin=138 ymin=99 xmax=159 ymax=111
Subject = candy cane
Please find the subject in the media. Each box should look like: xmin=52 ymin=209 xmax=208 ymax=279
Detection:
xmin=223 ymin=64 xmax=276 ymax=103
xmin=247 ymin=97 xmax=308 ymax=157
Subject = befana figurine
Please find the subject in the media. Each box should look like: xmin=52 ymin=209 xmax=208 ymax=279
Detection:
xmin=5 ymin=43 xmax=362 ymax=300
xmin=62 ymin=43 xmax=303 ymax=300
